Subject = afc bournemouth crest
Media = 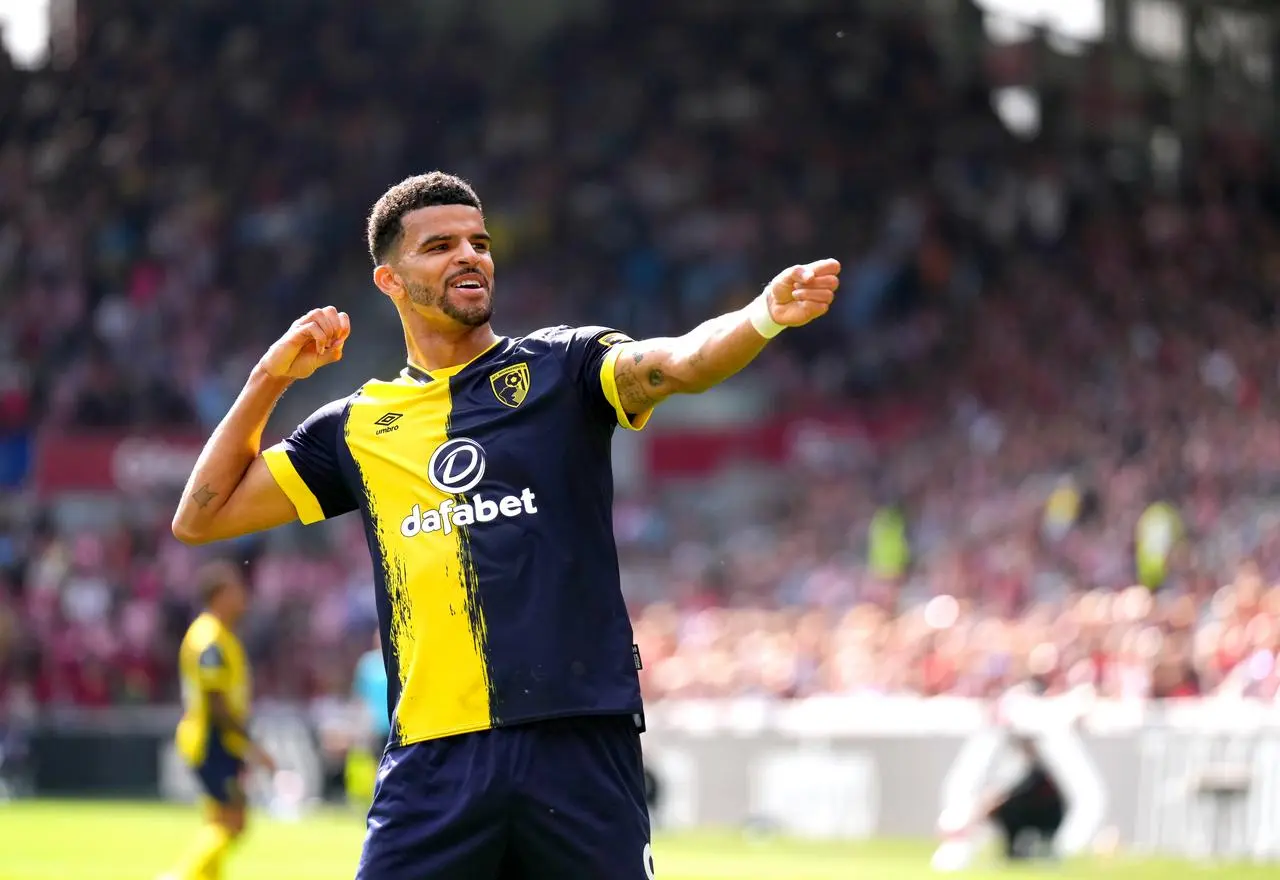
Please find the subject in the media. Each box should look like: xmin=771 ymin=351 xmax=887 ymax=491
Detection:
xmin=597 ymin=331 xmax=632 ymax=347
xmin=490 ymin=362 xmax=530 ymax=408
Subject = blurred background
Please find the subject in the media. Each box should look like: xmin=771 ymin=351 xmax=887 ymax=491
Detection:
xmin=3 ymin=0 xmax=1280 ymax=876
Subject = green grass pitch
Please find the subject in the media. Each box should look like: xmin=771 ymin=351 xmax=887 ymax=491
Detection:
xmin=0 ymin=800 xmax=1275 ymax=879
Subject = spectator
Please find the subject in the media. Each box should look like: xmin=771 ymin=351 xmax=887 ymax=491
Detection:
xmin=2 ymin=4 xmax=1280 ymax=709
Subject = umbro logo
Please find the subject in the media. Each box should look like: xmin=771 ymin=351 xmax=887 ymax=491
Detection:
xmin=375 ymin=412 xmax=403 ymax=435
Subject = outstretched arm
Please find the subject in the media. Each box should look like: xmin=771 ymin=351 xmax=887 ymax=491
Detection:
xmin=611 ymin=259 xmax=840 ymax=416
xmin=171 ymin=307 xmax=349 ymax=545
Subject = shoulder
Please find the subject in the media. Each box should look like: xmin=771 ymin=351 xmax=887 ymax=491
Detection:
xmin=314 ymin=393 xmax=359 ymax=418
xmin=184 ymin=614 xmax=217 ymax=648
xmin=310 ymin=390 xmax=365 ymax=421
xmin=515 ymin=326 xmax=635 ymax=358
xmin=344 ymin=377 xmax=420 ymax=426
xmin=185 ymin=617 xmax=225 ymax=665
xmin=288 ymin=391 xmax=361 ymax=438
xmin=290 ymin=383 xmax=414 ymax=439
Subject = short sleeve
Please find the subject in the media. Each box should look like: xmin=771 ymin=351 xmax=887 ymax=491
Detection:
xmin=557 ymin=326 xmax=653 ymax=431
xmin=197 ymin=644 xmax=229 ymax=692
xmin=261 ymin=396 xmax=358 ymax=525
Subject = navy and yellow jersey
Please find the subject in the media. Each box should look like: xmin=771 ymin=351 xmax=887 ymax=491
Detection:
xmin=176 ymin=612 xmax=252 ymax=765
xmin=262 ymin=326 xmax=650 ymax=747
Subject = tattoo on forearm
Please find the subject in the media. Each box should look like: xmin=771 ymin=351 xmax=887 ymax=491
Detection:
xmin=616 ymin=346 xmax=677 ymax=413
xmin=192 ymin=484 xmax=218 ymax=508
xmin=688 ymin=346 xmax=707 ymax=369
xmin=616 ymin=368 xmax=661 ymax=412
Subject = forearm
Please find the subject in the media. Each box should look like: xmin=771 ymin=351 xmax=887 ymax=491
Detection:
xmin=612 ymin=259 xmax=838 ymax=415
xmin=618 ymin=300 xmax=771 ymax=411
xmin=172 ymin=367 xmax=292 ymax=540
xmin=665 ymin=303 xmax=772 ymax=393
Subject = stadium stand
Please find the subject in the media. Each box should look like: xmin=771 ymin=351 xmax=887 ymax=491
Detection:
xmin=1 ymin=0 xmax=1279 ymax=724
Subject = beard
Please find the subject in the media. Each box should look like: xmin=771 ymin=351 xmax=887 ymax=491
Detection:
xmin=404 ymin=278 xmax=493 ymax=327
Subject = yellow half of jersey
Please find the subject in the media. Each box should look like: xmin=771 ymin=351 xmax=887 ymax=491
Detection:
xmin=176 ymin=612 xmax=252 ymax=764
xmin=268 ymin=366 xmax=494 ymax=740
xmin=352 ymin=373 xmax=494 ymax=739
xmin=261 ymin=328 xmax=652 ymax=748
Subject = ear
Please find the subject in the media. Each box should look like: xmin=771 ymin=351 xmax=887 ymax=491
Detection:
xmin=373 ymin=264 xmax=404 ymax=301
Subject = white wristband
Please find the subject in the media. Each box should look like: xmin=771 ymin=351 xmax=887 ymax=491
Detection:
xmin=747 ymin=294 xmax=786 ymax=339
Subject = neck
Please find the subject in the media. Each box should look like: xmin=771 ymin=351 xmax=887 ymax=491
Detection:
xmin=206 ymin=606 xmax=236 ymax=628
xmin=401 ymin=305 xmax=498 ymax=372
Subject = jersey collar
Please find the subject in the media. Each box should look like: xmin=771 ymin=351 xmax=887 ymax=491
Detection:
xmin=400 ymin=337 xmax=507 ymax=385
xmin=402 ymin=363 xmax=434 ymax=384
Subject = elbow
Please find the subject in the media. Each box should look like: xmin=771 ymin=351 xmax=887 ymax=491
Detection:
xmin=171 ymin=517 xmax=211 ymax=546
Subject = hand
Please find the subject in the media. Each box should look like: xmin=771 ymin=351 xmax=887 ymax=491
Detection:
xmin=765 ymin=259 xmax=841 ymax=327
xmin=258 ymin=306 xmax=351 ymax=380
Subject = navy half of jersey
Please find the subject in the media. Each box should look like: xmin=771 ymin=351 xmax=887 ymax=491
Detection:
xmin=262 ymin=326 xmax=650 ymax=746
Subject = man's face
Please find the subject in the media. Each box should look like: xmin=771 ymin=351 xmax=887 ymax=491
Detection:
xmin=391 ymin=204 xmax=495 ymax=327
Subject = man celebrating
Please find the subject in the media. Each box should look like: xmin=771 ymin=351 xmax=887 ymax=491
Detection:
xmin=171 ymin=171 xmax=840 ymax=879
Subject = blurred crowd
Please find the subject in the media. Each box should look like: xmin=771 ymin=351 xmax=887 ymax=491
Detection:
xmin=0 ymin=0 xmax=953 ymax=435
xmin=3 ymin=2 xmax=1280 ymax=711
xmin=633 ymin=571 xmax=1280 ymax=703
xmin=615 ymin=113 xmax=1280 ymax=701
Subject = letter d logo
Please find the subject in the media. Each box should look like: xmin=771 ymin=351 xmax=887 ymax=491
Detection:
xmin=400 ymin=504 xmax=422 ymax=537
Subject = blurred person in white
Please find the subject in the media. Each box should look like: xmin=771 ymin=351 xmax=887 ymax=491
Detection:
xmin=934 ymin=735 xmax=1066 ymax=870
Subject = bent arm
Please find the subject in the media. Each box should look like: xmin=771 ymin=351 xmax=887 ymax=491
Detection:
xmin=172 ymin=368 xmax=297 ymax=544
xmin=207 ymin=690 xmax=252 ymax=746
xmin=208 ymin=690 xmax=271 ymax=768
xmin=611 ymin=305 xmax=770 ymax=416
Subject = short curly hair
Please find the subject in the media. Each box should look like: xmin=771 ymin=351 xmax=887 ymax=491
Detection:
xmin=366 ymin=172 xmax=484 ymax=265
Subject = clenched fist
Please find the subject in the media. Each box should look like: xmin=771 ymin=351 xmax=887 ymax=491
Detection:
xmin=258 ymin=306 xmax=351 ymax=380
xmin=765 ymin=259 xmax=842 ymax=327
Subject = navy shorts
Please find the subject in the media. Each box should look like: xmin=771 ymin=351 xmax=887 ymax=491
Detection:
xmin=194 ymin=732 xmax=245 ymax=806
xmin=357 ymin=714 xmax=653 ymax=880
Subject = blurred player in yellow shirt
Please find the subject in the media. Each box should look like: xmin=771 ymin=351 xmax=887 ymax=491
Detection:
xmin=162 ymin=561 xmax=275 ymax=880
